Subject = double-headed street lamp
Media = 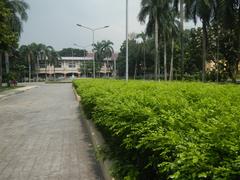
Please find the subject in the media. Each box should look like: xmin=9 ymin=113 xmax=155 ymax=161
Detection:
xmin=76 ymin=24 xmax=109 ymax=78
xmin=73 ymin=43 xmax=91 ymax=77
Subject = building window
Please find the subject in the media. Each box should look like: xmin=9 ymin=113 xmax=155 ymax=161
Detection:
xmin=68 ymin=62 xmax=76 ymax=68
xmin=56 ymin=62 xmax=62 ymax=68
xmin=39 ymin=63 xmax=46 ymax=68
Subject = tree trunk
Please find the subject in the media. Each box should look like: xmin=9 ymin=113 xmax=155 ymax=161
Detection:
xmin=155 ymin=16 xmax=159 ymax=81
xmin=143 ymin=44 xmax=146 ymax=80
xmin=4 ymin=51 xmax=9 ymax=74
xmin=0 ymin=51 xmax=2 ymax=87
xmin=84 ymin=60 xmax=86 ymax=77
xmin=36 ymin=55 xmax=39 ymax=82
xmin=180 ymin=0 xmax=184 ymax=80
xmin=216 ymin=29 xmax=219 ymax=82
xmin=107 ymin=60 xmax=109 ymax=77
xmin=45 ymin=56 xmax=47 ymax=81
xmin=28 ymin=54 xmax=31 ymax=83
xmin=114 ymin=58 xmax=116 ymax=78
xmin=164 ymin=33 xmax=167 ymax=81
xmin=202 ymin=21 xmax=207 ymax=82
xmin=134 ymin=60 xmax=137 ymax=80
xmin=54 ymin=64 xmax=56 ymax=81
xmin=170 ymin=37 xmax=174 ymax=81
xmin=229 ymin=63 xmax=237 ymax=83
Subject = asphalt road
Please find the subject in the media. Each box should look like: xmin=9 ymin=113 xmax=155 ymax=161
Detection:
xmin=0 ymin=83 xmax=103 ymax=180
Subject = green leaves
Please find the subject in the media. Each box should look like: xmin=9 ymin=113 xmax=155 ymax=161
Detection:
xmin=73 ymin=79 xmax=240 ymax=179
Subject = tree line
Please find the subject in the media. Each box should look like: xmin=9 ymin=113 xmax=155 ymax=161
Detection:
xmin=117 ymin=0 xmax=240 ymax=82
xmin=0 ymin=0 xmax=29 ymax=86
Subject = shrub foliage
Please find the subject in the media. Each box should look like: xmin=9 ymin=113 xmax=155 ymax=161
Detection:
xmin=73 ymin=79 xmax=240 ymax=179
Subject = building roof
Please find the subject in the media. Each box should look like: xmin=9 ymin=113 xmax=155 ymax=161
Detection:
xmin=59 ymin=53 xmax=118 ymax=61
xmin=60 ymin=57 xmax=93 ymax=61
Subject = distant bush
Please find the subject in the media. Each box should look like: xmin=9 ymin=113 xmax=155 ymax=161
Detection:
xmin=73 ymin=79 xmax=240 ymax=179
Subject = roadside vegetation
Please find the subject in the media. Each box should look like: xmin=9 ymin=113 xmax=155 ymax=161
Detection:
xmin=74 ymin=79 xmax=240 ymax=179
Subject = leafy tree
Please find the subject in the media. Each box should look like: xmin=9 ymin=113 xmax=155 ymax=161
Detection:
xmin=136 ymin=32 xmax=147 ymax=79
xmin=216 ymin=0 xmax=240 ymax=82
xmin=58 ymin=48 xmax=87 ymax=57
xmin=0 ymin=0 xmax=18 ymax=86
xmin=0 ymin=0 xmax=29 ymax=86
xmin=117 ymin=39 xmax=141 ymax=78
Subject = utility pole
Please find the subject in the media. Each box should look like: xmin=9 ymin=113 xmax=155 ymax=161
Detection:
xmin=126 ymin=0 xmax=129 ymax=82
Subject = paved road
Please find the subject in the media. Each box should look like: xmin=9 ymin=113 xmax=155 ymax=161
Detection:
xmin=0 ymin=83 xmax=103 ymax=180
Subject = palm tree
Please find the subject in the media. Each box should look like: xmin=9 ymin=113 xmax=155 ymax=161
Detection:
xmin=28 ymin=43 xmax=40 ymax=81
xmin=4 ymin=0 xmax=29 ymax=76
xmin=46 ymin=46 xmax=59 ymax=80
xmin=19 ymin=45 xmax=32 ymax=82
xmin=5 ymin=0 xmax=29 ymax=36
xmin=0 ymin=52 xmax=2 ymax=86
xmin=93 ymin=42 xmax=104 ymax=77
xmin=138 ymin=0 xmax=162 ymax=80
xmin=186 ymin=0 xmax=217 ymax=82
xmin=101 ymin=40 xmax=114 ymax=77
xmin=169 ymin=20 xmax=180 ymax=81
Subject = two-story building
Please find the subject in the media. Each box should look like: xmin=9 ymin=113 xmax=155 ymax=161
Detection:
xmin=38 ymin=53 xmax=118 ymax=79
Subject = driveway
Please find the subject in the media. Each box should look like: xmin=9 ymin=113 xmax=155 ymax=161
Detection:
xmin=0 ymin=83 xmax=103 ymax=180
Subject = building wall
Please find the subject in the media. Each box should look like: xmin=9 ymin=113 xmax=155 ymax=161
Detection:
xmin=39 ymin=59 xmax=87 ymax=76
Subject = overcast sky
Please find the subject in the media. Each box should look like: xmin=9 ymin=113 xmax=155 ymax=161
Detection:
xmin=20 ymin=0 xmax=197 ymax=52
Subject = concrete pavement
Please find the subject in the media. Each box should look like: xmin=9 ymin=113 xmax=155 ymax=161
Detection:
xmin=0 ymin=86 xmax=38 ymax=100
xmin=0 ymin=83 xmax=103 ymax=180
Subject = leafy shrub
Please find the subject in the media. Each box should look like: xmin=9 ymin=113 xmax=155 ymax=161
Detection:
xmin=73 ymin=79 xmax=240 ymax=179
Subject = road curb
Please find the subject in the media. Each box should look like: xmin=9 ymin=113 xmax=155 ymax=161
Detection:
xmin=0 ymin=86 xmax=38 ymax=101
xmin=72 ymin=86 xmax=114 ymax=180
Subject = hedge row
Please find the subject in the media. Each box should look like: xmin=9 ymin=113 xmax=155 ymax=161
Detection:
xmin=73 ymin=79 xmax=240 ymax=180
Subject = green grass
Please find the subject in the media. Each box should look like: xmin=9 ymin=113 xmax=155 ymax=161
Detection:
xmin=73 ymin=79 xmax=240 ymax=179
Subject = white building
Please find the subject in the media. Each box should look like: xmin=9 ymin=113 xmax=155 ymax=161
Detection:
xmin=38 ymin=53 xmax=118 ymax=79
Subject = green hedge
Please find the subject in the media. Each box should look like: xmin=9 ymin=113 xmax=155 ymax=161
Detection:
xmin=73 ymin=79 xmax=240 ymax=180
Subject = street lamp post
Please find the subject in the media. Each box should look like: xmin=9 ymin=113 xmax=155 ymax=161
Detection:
xmin=76 ymin=24 xmax=109 ymax=78
xmin=126 ymin=0 xmax=129 ymax=82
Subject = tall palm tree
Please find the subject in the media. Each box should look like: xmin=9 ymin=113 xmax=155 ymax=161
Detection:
xmin=19 ymin=45 xmax=32 ymax=82
xmin=93 ymin=42 xmax=104 ymax=77
xmin=138 ymin=0 xmax=162 ymax=80
xmin=169 ymin=18 xmax=180 ymax=81
xmin=0 ymin=52 xmax=2 ymax=86
xmin=46 ymin=46 xmax=59 ymax=80
xmin=4 ymin=0 xmax=29 ymax=76
xmin=173 ymin=0 xmax=194 ymax=80
xmin=5 ymin=0 xmax=29 ymax=36
xmin=101 ymin=40 xmax=114 ymax=77
xmin=187 ymin=0 xmax=217 ymax=82
xmin=28 ymin=43 xmax=40 ymax=81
